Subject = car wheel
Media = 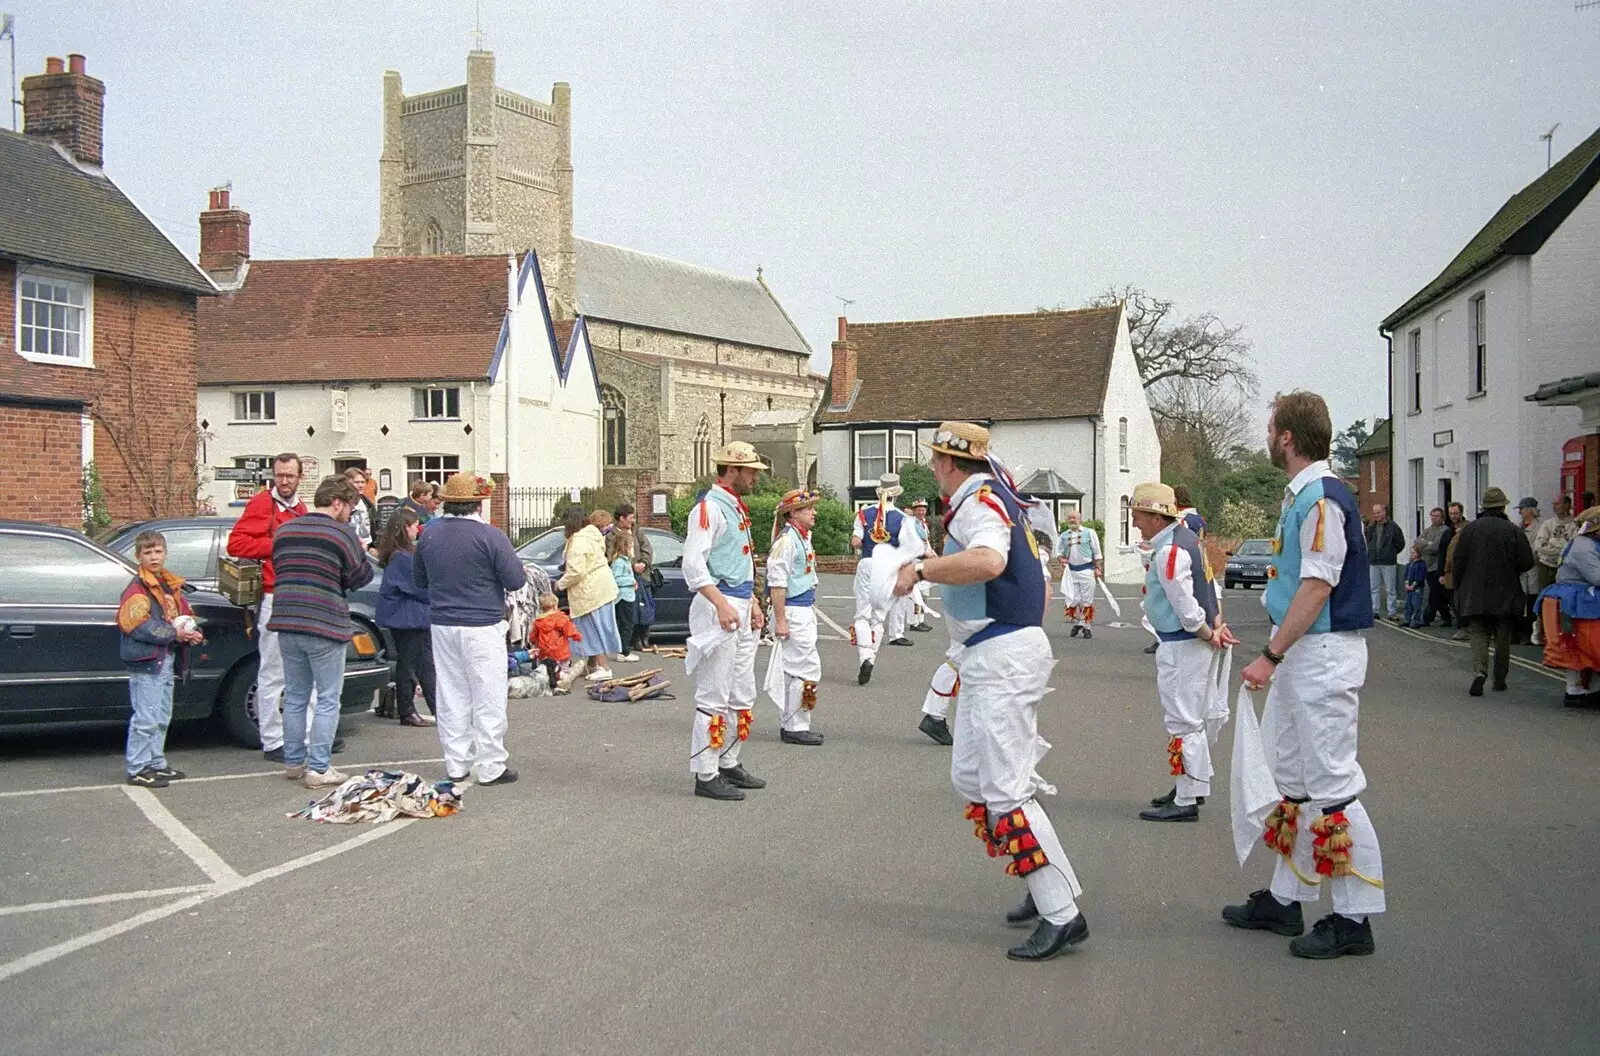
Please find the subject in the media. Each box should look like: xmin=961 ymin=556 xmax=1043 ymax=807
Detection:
xmin=219 ymin=656 xmax=263 ymax=749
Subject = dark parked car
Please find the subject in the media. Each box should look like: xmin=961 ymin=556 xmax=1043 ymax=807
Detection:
xmin=1223 ymin=538 xmax=1274 ymax=589
xmin=515 ymin=526 xmax=691 ymax=639
xmin=0 ymin=521 xmax=388 ymax=746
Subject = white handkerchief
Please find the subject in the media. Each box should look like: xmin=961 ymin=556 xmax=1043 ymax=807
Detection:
xmin=1230 ymin=684 xmax=1279 ymax=866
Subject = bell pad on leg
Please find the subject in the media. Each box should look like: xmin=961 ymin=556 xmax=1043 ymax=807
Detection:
xmin=993 ymin=808 xmax=1049 ymax=877
xmin=736 ymin=709 xmax=753 ymax=741
xmin=1167 ymin=736 xmax=1185 ymax=777
xmin=1263 ymin=799 xmax=1302 ymax=857
xmin=800 ymin=681 xmax=817 ymax=711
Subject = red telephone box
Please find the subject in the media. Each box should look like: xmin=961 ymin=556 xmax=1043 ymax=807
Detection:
xmin=1561 ymin=436 xmax=1591 ymax=506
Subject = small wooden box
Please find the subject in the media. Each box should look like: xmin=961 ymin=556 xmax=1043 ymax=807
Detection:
xmin=218 ymin=556 xmax=263 ymax=608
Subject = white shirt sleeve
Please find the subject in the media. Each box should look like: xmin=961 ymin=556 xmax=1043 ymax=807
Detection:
xmin=766 ymin=535 xmax=791 ymax=590
xmin=1298 ymin=496 xmax=1348 ymax=587
xmin=682 ymin=499 xmax=726 ymax=592
xmin=953 ymin=494 xmax=1013 ymax=560
xmin=1156 ymin=544 xmax=1208 ymax=632
xmin=1089 ymin=529 xmax=1102 ymax=561
xmin=896 ymin=512 xmax=921 ymax=551
xmin=850 ymin=510 xmax=865 ymax=542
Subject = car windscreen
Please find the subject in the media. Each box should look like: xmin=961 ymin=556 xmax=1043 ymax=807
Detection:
xmin=1237 ymin=540 xmax=1272 ymax=556
xmin=644 ymin=529 xmax=684 ymax=567
xmin=109 ymin=527 xmax=217 ymax=581
xmin=517 ymin=528 xmax=566 ymax=562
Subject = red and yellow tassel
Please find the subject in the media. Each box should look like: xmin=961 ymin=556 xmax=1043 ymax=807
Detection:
xmin=1311 ymin=811 xmax=1355 ymax=877
xmin=964 ymin=802 xmax=997 ymax=856
xmin=708 ymin=714 xmax=727 ymax=751
xmin=1262 ymin=799 xmax=1300 ymax=857
xmin=736 ymin=709 xmax=752 ymax=742
xmin=1167 ymin=735 xmax=1185 ymax=777
xmin=800 ymin=681 xmax=817 ymax=711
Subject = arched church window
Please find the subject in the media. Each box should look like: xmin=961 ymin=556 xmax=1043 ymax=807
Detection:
xmin=424 ymin=219 xmax=446 ymax=255
xmin=693 ymin=414 xmax=712 ymax=480
xmin=601 ymin=385 xmax=627 ymax=467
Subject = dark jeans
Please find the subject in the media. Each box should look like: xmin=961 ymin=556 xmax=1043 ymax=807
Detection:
xmin=1424 ymin=572 xmax=1453 ymax=625
xmin=391 ymin=627 xmax=437 ymax=718
xmin=614 ymin=598 xmax=637 ymax=655
xmin=1467 ymin=617 xmax=1514 ymax=685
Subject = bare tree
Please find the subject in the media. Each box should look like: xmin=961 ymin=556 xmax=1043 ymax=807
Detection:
xmin=1085 ymin=284 xmax=1258 ymax=398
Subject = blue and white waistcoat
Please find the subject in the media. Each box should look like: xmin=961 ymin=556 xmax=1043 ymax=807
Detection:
xmin=859 ymin=504 xmax=904 ymax=559
xmin=699 ymin=486 xmax=754 ymax=597
xmin=1264 ymin=475 xmax=1372 ymax=633
xmin=941 ymin=478 xmax=1045 ymax=646
xmin=1143 ymin=522 xmax=1219 ymax=641
xmin=775 ymin=525 xmax=817 ymax=606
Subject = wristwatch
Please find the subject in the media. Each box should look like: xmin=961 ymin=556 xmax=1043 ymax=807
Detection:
xmin=914 ymin=561 xmax=926 ymax=582
xmin=1262 ymin=644 xmax=1285 ymax=665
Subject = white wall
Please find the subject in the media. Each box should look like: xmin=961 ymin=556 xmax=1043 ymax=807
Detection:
xmin=1094 ymin=309 xmax=1162 ymax=575
xmin=813 ymin=427 xmax=852 ymax=499
xmin=1527 ymin=182 xmax=1597 ymax=490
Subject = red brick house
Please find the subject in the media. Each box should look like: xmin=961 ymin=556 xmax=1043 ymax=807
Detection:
xmin=1354 ymin=417 xmax=1392 ymax=519
xmin=0 ymin=55 xmax=214 ymax=528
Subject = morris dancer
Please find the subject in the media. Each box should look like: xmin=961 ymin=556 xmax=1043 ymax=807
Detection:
xmin=1174 ymin=483 xmax=1225 ymax=615
xmin=1057 ymin=509 xmax=1103 ymax=639
xmin=1231 ymin=391 xmax=1385 ymax=959
xmin=685 ymin=442 xmax=769 ymax=801
xmin=896 ymin=421 xmax=1087 ymax=961
xmin=1537 ymin=505 xmax=1600 ymax=707
xmin=851 ymin=473 xmax=920 ymax=684
xmin=907 ymin=498 xmax=936 ymax=632
xmin=1130 ymin=482 xmax=1235 ymax=822
xmin=765 ymin=488 xmax=824 ymax=746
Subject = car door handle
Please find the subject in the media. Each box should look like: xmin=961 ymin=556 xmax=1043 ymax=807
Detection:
xmin=7 ymin=625 xmax=35 ymax=637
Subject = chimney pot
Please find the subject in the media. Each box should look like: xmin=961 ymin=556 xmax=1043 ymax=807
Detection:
xmin=67 ymin=54 xmax=86 ymax=75
xmin=837 ymin=316 xmax=847 ymax=341
xmin=44 ymin=57 xmax=64 ymax=74
xmin=23 ymin=53 xmax=106 ymax=167
xmin=199 ymin=190 xmax=251 ymax=283
xmin=209 ymin=187 xmax=230 ymax=211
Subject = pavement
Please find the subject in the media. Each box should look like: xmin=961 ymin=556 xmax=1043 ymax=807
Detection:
xmin=2 ymin=573 xmax=1597 ymax=1055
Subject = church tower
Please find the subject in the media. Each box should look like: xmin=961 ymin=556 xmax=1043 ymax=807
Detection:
xmin=373 ymin=50 xmax=576 ymax=317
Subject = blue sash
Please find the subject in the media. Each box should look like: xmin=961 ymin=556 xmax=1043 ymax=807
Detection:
xmin=1068 ymin=562 xmax=1096 ymax=572
xmin=785 ymin=588 xmax=816 ymax=607
xmin=965 ymin=621 xmax=1027 ymax=648
xmin=719 ymin=580 xmax=754 ymax=599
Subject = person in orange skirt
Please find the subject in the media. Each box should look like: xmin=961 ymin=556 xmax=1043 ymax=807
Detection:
xmin=1538 ymin=506 xmax=1600 ymax=708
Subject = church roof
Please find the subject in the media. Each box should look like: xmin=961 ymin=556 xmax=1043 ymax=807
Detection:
xmin=574 ymin=238 xmax=812 ymax=356
xmin=816 ymin=306 xmax=1123 ymax=426
xmin=197 ymin=256 xmax=509 ymax=384
xmin=0 ymin=129 xmax=214 ymax=295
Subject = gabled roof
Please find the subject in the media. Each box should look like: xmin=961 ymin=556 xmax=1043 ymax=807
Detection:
xmin=1353 ymin=417 xmax=1390 ymax=458
xmin=197 ymin=256 xmax=509 ymax=384
xmin=1526 ymin=371 xmax=1600 ymax=405
xmin=0 ymin=130 xmax=213 ymax=295
xmin=815 ymin=306 xmax=1123 ymax=426
xmin=1019 ymin=468 xmax=1084 ymax=498
xmin=574 ymin=238 xmax=811 ymax=356
xmin=1382 ymin=124 xmax=1600 ymax=330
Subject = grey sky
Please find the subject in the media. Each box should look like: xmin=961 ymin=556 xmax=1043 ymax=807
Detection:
xmin=13 ymin=1 xmax=1600 ymax=437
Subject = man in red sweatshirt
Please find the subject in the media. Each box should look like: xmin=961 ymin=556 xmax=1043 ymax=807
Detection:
xmin=227 ymin=453 xmax=340 ymax=761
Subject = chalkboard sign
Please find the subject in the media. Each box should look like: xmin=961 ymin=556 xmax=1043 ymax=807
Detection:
xmin=375 ymin=495 xmax=401 ymax=535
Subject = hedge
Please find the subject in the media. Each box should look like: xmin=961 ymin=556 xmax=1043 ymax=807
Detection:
xmin=671 ymin=493 xmax=855 ymax=555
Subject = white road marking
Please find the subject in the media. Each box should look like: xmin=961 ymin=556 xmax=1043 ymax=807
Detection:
xmin=1376 ymin=621 xmax=1563 ymax=682
xmin=122 ymin=786 xmax=243 ymax=887
xmin=0 ymin=820 xmax=416 ymax=984
xmin=813 ymin=608 xmax=852 ymax=638
xmin=0 ymin=758 xmax=447 ymax=800
xmin=0 ymin=885 xmax=214 ymax=917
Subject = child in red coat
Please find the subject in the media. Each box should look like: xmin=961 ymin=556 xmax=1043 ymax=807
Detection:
xmin=533 ymin=593 xmax=583 ymax=692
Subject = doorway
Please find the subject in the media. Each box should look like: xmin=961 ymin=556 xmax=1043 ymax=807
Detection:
xmin=1437 ymin=478 xmax=1453 ymax=511
xmin=334 ymin=458 xmax=368 ymax=476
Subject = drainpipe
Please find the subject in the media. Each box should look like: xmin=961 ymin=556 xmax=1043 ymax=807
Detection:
xmin=506 ymin=254 xmax=520 ymax=487
xmin=1380 ymin=325 xmax=1395 ymax=528
xmin=1090 ymin=416 xmax=1100 ymax=524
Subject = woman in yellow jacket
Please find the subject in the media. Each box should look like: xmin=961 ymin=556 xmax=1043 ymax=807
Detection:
xmin=556 ymin=506 xmax=621 ymax=681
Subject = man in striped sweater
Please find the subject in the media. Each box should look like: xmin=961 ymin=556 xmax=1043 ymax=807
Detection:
xmin=268 ymin=476 xmax=374 ymax=788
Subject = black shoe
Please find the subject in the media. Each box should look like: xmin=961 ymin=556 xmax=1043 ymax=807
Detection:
xmin=446 ymin=772 xmax=470 ymax=784
xmin=152 ymin=767 xmax=185 ymax=781
xmin=478 ymin=768 xmax=518 ymax=786
xmin=694 ymin=773 xmax=745 ymax=801
xmin=909 ymin=623 xmax=932 ymax=632
xmin=1069 ymin=625 xmax=1081 ymax=638
xmin=262 ymin=746 xmax=285 ymax=763
xmin=1144 ymin=642 xmax=1159 ymax=654
xmin=1565 ymin=692 xmax=1600 ymax=708
xmin=1221 ymin=889 xmax=1305 ymax=936
xmin=1469 ymin=675 xmax=1486 ymax=697
xmin=1492 ymin=680 xmax=1507 ymax=692
xmin=858 ymin=659 xmax=873 ymax=685
xmin=331 ymin=737 xmax=346 ymax=754
xmin=719 ymin=764 xmax=766 ymax=789
xmin=888 ymin=637 xmax=913 ymax=647
xmin=1081 ymin=628 xmax=1092 ymax=640
xmin=1149 ymin=786 xmax=1206 ymax=807
xmin=780 ymin=729 xmax=824 ymax=746
xmin=918 ymin=714 xmax=954 ymax=745
xmin=1006 ymin=913 xmax=1089 ymax=961
xmin=1139 ymin=801 xmax=1199 ymax=822
xmin=1005 ymin=892 xmax=1039 ymax=927
xmin=126 ymin=767 xmax=168 ymax=789
xmin=1289 ymin=913 xmax=1376 ymax=959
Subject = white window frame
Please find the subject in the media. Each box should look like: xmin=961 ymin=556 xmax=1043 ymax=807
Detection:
xmin=231 ymin=390 xmax=276 ymax=423
xmin=891 ymin=429 xmax=918 ymax=472
xmin=1118 ymin=418 xmax=1129 ymax=471
xmin=405 ymin=453 xmax=460 ymax=487
xmin=854 ymin=429 xmax=889 ymax=486
xmin=1407 ymin=329 xmax=1422 ymax=413
xmin=412 ymin=386 xmax=462 ymax=421
xmin=1469 ymin=450 xmax=1490 ymax=508
xmin=1409 ymin=457 xmax=1425 ymax=538
xmin=1468 ymin=293 xmax=1487 ymax=396
xmin=1368 ymin=461 xmax=1377 ymax=491
xmin=16 ymin=265 xmax=94 ymax=368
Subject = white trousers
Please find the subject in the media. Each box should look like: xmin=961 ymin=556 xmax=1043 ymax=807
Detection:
xmin=852 ymin=566 xmax=883 ymax=663
xmin=1261 ymin=630 xmax=1385 ymax=916
xmin=886 ymin=594 xmax=911 ymax=642
xmin=431 ymin=622 xmax=511 ymax=783
xmin=1156 ymin=637 xmax=1216 ymax=803
xmin=255 ymin=592 xmax=316 ymax=752
xmin=766 ymin=605 xmax=820 ymax=732
xmin=950 ymin=627 xmax=1082 ymax=924
xmin=1060 ymin=569 xmax=1096 ymax=626
xmin=921 ymin=641 xmax=964 ymax=720
xmin=689 ymin=594 xmax=757 ymax=777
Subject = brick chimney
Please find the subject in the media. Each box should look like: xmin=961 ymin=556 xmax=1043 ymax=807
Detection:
xmin=22 ymin=54 xmax=106 ymax=167
xmin=198 ymin=187 xmax=251 ymax=286
xmin=828 ymin=316 xmax=857 ymax=410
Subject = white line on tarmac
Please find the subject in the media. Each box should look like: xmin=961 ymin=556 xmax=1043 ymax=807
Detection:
xmin=0 ymin=820 xmax=415 ymax=985
xmin=0 ymin=758 xmax=447 ymax=800
xmin=0 ymin=885 xmax=215 ymax=917
xmin=1376 ymin=621 xmax=1563 ymax=682
xmin=122 ymin=786 xmax=243 ymax=887
xmin=813 ymin=609 xmax=852 ymax=638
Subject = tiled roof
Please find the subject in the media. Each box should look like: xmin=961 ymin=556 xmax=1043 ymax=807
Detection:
xmin=815 ymin=306 xmax=1123 ymax=425
xmin=1353 ymin=417 xmax=1390 ymax=457
xmin=1526 ymin=371 xmax=1600 ymax=404
xmin=1019 ymin=468 xmax=1084 ymax=498
xmin=1382 ymin=124 xmax=1600 ymax=330
xmin=574 ymin=238 xmax=811 ymax=356
xmin=197 ymin=256 xmax=509 ymax=384
xmin=0 ymin=130 xmax=213 ymax=295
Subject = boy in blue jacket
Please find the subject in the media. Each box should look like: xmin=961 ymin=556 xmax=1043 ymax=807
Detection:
xmin=1403 ymin=543 xmax=1428 ymax=628
xmin=118 ymin=532 xmax=204 ymax=788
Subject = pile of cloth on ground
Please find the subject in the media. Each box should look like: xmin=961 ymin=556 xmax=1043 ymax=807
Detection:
xmin=288 ymin=769 xmax=464 ymax=823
